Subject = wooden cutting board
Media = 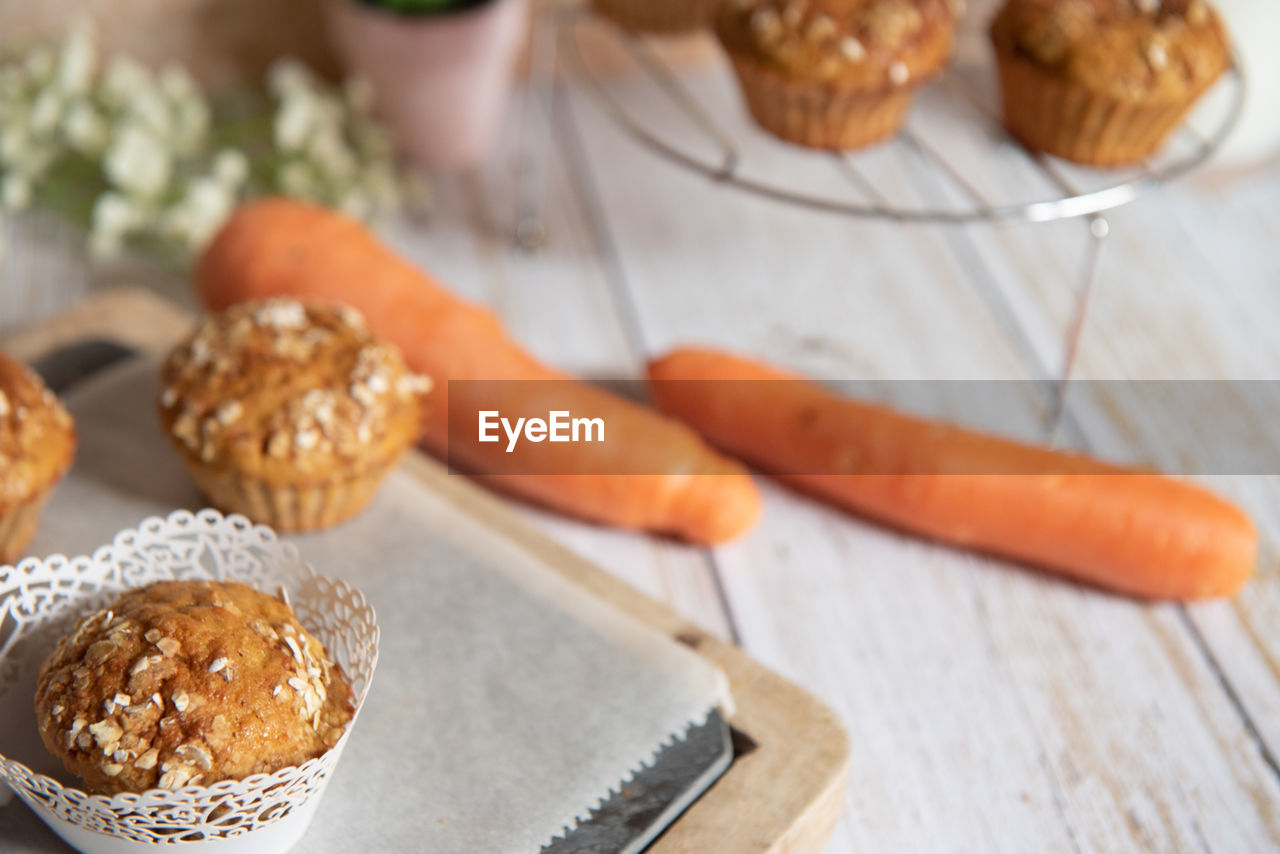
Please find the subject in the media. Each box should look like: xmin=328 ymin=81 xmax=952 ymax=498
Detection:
xmin=0 ymin=287 xmax=849 ymax=854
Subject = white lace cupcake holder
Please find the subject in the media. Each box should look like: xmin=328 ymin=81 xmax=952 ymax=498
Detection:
xmin=0 ymin=509 xmax=379 ymax=853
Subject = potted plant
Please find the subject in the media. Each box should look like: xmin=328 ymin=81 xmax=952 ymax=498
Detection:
xmin=325 ymin=0 xmax=530 ymax=168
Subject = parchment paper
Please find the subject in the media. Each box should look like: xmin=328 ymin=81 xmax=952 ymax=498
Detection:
xmin=0 ymin=358 xmax=732 ymax=853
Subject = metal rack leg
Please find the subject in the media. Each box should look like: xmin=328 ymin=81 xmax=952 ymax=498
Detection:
xmin=1049 ymin=214 xmax=1109 ymax=437
xmin=514 ymin=3 xmax=562 ymax=252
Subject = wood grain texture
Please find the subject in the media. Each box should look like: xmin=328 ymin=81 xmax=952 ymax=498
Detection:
xmin=0 ymin=286 xmax=850 ymax=854
xmin=561 ymin=54 xmax=1280 ymax=854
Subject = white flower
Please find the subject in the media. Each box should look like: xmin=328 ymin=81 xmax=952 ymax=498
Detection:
xmin=161 ymin=176 xmax=233 ymax=249
xmin=171 ymin=95 xmax=210 ymax=154
xmin=307 ymin=127 xmax=356 ymax=180
xmin=104 ymin=124 xmax=171 ymax=198
xmin=92 ymin=191 xmax=142 ymax=239
xmin=158 ymin=65 xmax=198 ymax=103
xmin=267 ymin=58 xmax=312 ymax=100
xmin=62 ymin=99 xmax=108 ymax=154
xmin=337 ymin=188 xmax=371 ymax=220
xmin=1 ymin=175 xmax=32 ymax=211
xmin=212 ymin=148 xmax=249 ymax=188
xmin=278 ymin=160 xmax=317 ymax=198
xmin=56 ymin=19 xmax=96 ymax=94
xmin=0 ymin=121 xmax=30 ymax=168
xmin=29 ymin=89 xmax=65 ymax=136
xmin=122 ymin=86 xmax=173 ymax=140
xmin=273 ymin=94 xmax=314 ymax=152
xmin=24 ymin=47 xmax=55 ymax=85
xmin=100 ymin=56 xmax=151 ymax=110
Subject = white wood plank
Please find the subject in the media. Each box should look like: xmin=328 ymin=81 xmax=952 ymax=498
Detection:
xmin=563 ymin=56 xmax=1280 ymax=852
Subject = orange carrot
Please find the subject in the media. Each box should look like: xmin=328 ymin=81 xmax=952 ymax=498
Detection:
xmin=195 ymin=199 xmax=760 ymax=544
xmin=648 ymin=348 xmax=1258 ymax=599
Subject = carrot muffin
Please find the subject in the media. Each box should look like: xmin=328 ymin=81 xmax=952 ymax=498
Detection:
xmin=989 ymin=0 xmax=1230 ymax=166
xmin=716 ymin=0 xmax=959 ymax=149
xmin=591 ymin=0 xmax=721 ymax=34
xmin=0 ymin=353 xmax=75 ymax=564
xmin=157 ymin=299 xmax=431 ymax=532
xmin=34 ymin=580 xmax=353 ymax=795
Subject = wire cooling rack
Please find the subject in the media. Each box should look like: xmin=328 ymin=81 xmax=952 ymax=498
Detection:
xmin=517 ymin=4 xmax=1246 ymax=429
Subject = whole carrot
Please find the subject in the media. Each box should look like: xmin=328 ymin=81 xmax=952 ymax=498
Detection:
xmin=648 ymin=348 xmax=1257 ymax=599
xmin=195 ymin=199 xmax=760 ymax=544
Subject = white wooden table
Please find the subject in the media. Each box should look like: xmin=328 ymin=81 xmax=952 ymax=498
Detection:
xmin=4 ymin=41 xmax=1280 ymax=854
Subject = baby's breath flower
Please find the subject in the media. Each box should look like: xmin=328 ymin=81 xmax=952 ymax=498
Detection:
xmin=171 ymin=95 xmax=211 ymax=154
xmin=212 ymin=148 xmax=249 ymax=188
xmin=158 ymin=65 xmax=199 ymax=103
xmin=29 ymin=89 xmax=65 ymax=136
xmin=0 ymin=122 xmax=31 ymax=168
xmin=308 ymin=128 xmax=357 ymax=181
xmin=122 ymin=86 xmax=173 ymax=141
xmin=24 ymin=48 xmax=55 ymax=86
xmin=62 ymin=99 xmax=109 ymax=155
xmin=337 ymin=188 xmax=372 ymax=220
xmin=273 ymin=94 xmax=314 ymax=152
xmin=92 ymin=191 xmax=143 ymax=240
xmin=1 ymin=175 xmax=31 ymax=211
xmin=100 ymin=56 xmax=150 ymax=110
xmin=56 ymin=20 xmax=96 ymax=95
xmin=104 ymin=124 xmax=171 ymax=199
xmin=279 ymin=160 xmax=318 ymax=199
xmin=158 ymin=175 xmax=233 ymax=249
xmin=267 ymin=58 xmax=313 ymax=100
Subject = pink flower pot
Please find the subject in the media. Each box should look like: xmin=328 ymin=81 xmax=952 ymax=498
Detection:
xmin=326 ymin=0 xmax=529 ymax=168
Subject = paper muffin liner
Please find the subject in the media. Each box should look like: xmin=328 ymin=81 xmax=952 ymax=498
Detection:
xmin=179 ymin=459 xmax=397 ymax=534
xmin=0 ymin=509 xmax=379 ymax=853
xmin=589 ymin=0 xmax=720 ymax=34
xmin=726 ymin=53 xmax=920 ymax=150
xmin=0 ymin=490 xmax=52 ymax=565
xmin=993 ymin=50 xmax=1206 ymax=167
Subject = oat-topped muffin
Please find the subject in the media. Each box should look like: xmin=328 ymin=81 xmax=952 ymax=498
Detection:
xmin=0 ymin=352 xmax=75 ymax=564
xmin=34 ymin=580 xmax=353 ymax=795
xmin=717 ymin=0 xmax=959 ymax=149
xmin=990 ymin=0 xmax=1230 ymax=165
xmin=158 ymin=299 xmax=431 ymax=531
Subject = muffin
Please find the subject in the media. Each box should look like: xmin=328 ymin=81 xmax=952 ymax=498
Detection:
xmin=34 ymin=580 xmax=354 ymax=795
xmin=591 ymin=0 xmax=721 ymax=34
xmin=716 ymin=0 xmax=958 ymax=149
xmin=158 ymin=299 xmax=431 ymax=532
xmin=989 ymin=0 xmax=1230 ymax=166
xmin=0 ymin=352 xmax=75 ymax=564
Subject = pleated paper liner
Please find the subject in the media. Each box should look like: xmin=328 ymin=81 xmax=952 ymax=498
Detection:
xmin=0 ymin=510 xmax=379 ymax=854
xmin=0 ymin=491 xmax=53 ymax=565
xmin=994 ymin=51 xmax=1211 ymax=167
xmin=727 ymin=53 xmax=923 ymax=151
xmin=180 ymin=462 xmax=396 ymax=533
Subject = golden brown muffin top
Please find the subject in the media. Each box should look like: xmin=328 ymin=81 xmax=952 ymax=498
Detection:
xmin=158 ymin=300 xmax=431 ymax=485
xmin=990 ymin=0 xmax=1229 ymax=101
xmin=35 ymin=580 xmax=355 ymax=795
xmin=0 ymin=352 xmax=75 ymax=511
xmin=717 ymin=0 xmax=958 ymax=88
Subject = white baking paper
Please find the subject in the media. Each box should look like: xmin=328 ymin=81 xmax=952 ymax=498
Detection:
xmin=0 ymin=358 xmax=732 ymax=853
